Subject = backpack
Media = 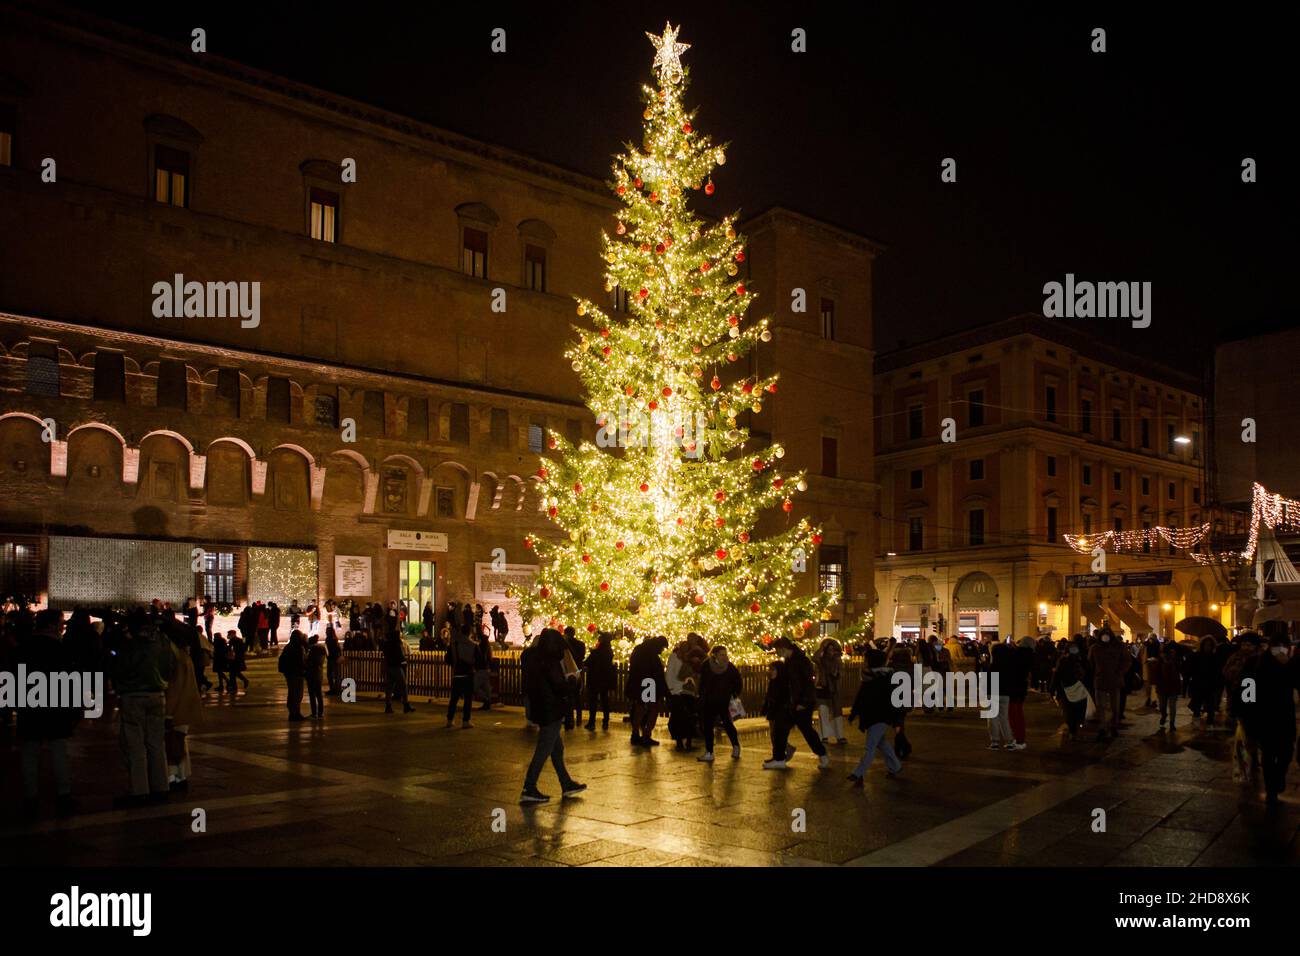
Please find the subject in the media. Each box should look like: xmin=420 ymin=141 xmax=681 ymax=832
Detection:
xmin=456 ymin=636 xmax=477 ymax=667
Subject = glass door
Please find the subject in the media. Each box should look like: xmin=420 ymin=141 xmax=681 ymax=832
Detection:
xmin=399 ymin=560 xmax=434 ymax=635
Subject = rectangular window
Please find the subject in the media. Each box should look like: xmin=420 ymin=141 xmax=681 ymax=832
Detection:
xmin=1193 ymin=486 xmax=1201 ymax=504
xmin=490 ymin=408 xmax=510 ymax=447
xmin=153 ymin=145 xmax=189 ymax=208
xmin=436 ymin=486 xmax=455 ymax=518
xmin=1083 ymin=513 xmax=1093 ymax=534
xmin=0 ymin=104 xmax=14 ymax=167
xmin=314 ymin=394 xmax=338 ymax=428
xmin=1141 ymin=476 xmax=1150 ymax=496
xmin=1114 ymin=517 xmax=1124 ymax=533
xmin=820 ymin=298 xmax=835 ymax=340
xmin=907 ymin=404 xmax=923 ymax=440
xmin=407 ymin=397 xmax=429 ymax=441
xmin=462 ymin=227 xmax=488 ymax=277
xmin=202 ymin=551 xmax=235 ymax=605
xmin=908 ymin=516 xmax=923 ymax=552
xmin=1112 ymin=408 xmax=1123 ymax=441
xmin=450 ymin=403 xmax=470 ymax=444
xmin=1166 ymin=423 xmax=1177 ymax=454
xmin=309 ymin=187 xmax=338 ymax=242
xmin=1140 ymin=416 xmax=1150 ymax=448
xmin=26 ymin=352 xmax=59 ymax=398
xmin=1191 ymin=429 xmax=1201 ymax=459
xmin=821 ymin=436 xmax=838 ymax=478
xmin=968 ymin=509 xmax=985 ymax=546
xmin=93 ymin=351 xmax=125 ymax=402
xmin=1113 ymin=470 xmax=1122 ymax=491
xmin=968 ymin=389 xmax=985 ymax=428
xmin=527 ymin=423 xmax=544 ymax=453
xmin=1046 ymin=507 xmax=1057 ymax=543
xmin=216 ymin=367 xmax=241 ymax=417
xmin=909 ymin=469 xmax=923 ymax=490
xmin=1045 ymin=385 xmax=1057 ymax=422
xmin=524 ymin=244 xmax=547 ymax=292
xmin=969 ymin=458 xmax=984 ymax=481
xmin=156 ymin=360 xmax=187 ymax=411
xmin=1168 ymin=481 xmax=1177 ymax=500
xmin=1080 ymin=398 xmax=1092 ymax=434
xmin=1082 ymin=463 xmax=1092 ymax=486
xmin=266 ymin=376 xmax=291 ymax=423
xmin=1046 ymin=455 xmax=1056 ymax=477
xmin=817 ymin=545 xmax=847 ymax=600
xmin=362 ymin=390 xmax=386 ymax=437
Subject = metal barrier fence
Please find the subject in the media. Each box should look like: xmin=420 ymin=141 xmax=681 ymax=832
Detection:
xmin=340 ymin=651 xmax=866 ymax=715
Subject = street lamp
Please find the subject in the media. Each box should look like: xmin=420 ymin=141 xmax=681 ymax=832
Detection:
xmin=1174 ymin=435 xmax=1191 ymax=445
xmin=1161 ymin=602 xmax=1173 ymax=611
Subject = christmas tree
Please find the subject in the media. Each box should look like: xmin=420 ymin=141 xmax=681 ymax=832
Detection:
xmin=515 ymin=23 xmax=846 ymax=661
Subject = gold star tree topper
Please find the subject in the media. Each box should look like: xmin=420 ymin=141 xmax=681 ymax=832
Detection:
xmin=647 ymin=21 xmax=689 ymax=84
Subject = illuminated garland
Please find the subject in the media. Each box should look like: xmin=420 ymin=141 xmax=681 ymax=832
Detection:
xmin=1063 ymin=525 xmax=1208 ymax=554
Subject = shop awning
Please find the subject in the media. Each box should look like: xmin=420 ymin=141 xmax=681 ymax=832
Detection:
xmin=954 ymin=572 xmax=998 ymax=611
xmin=1081 ymin=601 xmax=1108 ymax=627
xmin=1253 ymin=601 xmax=1300 ymax=627
xmin=897 ymin=575 xmax=936 ymax=605
xmin=1107 ymin=601 xmax=1152 ymax=636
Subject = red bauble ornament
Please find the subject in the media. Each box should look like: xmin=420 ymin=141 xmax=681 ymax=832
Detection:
xmin=599 ymin=581 xmax=610 ymax=592
xmin=615 ymin=540 xmax=625 ymax=550
xmin=738 ymin=532 xmax=750 ymax=543
xmin=634 ymin=177 xmax=643 ymax=188
xmin=753 ymin=458 xmax=765 ymax=471
xmin=638 ymin=288 xmax=649 ymax=299
xmin=762 ymin=634 xmax=773 ymax=646
xmin=728 ymin=315 xmax=739 ymax=326
xmin=573 ymin=482 xmax=583 ymax=494
xmin=782 ymin=500 xmax=794 ymax=513
xmin=547 ymin=436 xmax=557 ymax=449
xmin=715 ymin=517 xmax=726 ymax=528
xmin=537 ymin=467 xmax=548 ymax=479
xmin=649 ymin=191 xmax=659 ymax=202
xmin=600 ymin=327 xmax=610 ymax=338
xmin=616 ymin=185 xmax=626 ymax=195
xmin=705 ymin=179 xmax=715 ymax=195
xmin=639 ymin=482 xmax=650 ymax=493
xmin=700 ymin=261 xmax=711 ymax=272
xmin=750 ymin=602 xmax=761 ymax=614
xmin=695 ymin=594 xmax=705 ymax=605
xmin=676 ymin=517 xmax=684 ymax=525
xmin=547 ymin=506 xmax=558 ymax=518
xmin=735 ymin=251 xmax=745 ymax=262
xmin=581 ymin=553 xmax=591 ymax=563
xmin=682 ymin=122 xmax=692 ymax=133
xmin=727 ymin=353 xmax=738 ymax=362
xmin=587 ymin=623 xmax=597 ymax=633
xmin=766 ymin=383 xmax=777 ymax=394
xmin=615 ymin=221 xmax=626 ymax=235
xmin=812 ymin=533 xmax=824 ymax=545
xmin=624 ymin=385 xmax=635 ymax=396
xmin=662 ymin=386 xmax=672 ymax=397
xmin=524 ymin=536 xmax=534 ymax=549
xmin=773 ymin=478 xmax=784 ymax=488
xmin=715 ymin=548 xmax=728 ymax=561
xmin=715 ymin=490 xmax=726 ymax=501
xmin=539 ymin=586 xmax=550 ymax=598
xmin=601 ymin=346 xmax=611 ymax=356
xmin=710 ymin=376 xmax=722 ymax=390
xmin=742 ymin=382 xmax=753 ymax=394
xmin=640 ymin=242 xmax=651 ymax=253
xmin=735 ymin=283 xmax=746 ymax=296
xmin=648 ymin=400 xmax=658 ymax=411
xmin=656 ymin=243 xmax=665 ymax=254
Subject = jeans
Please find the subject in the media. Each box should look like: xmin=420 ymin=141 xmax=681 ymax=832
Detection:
xmin=1158 ymin=692 xmax=1180 ymax=727
xmin=987 ymin=695 xmax=1012 ymax=744
xmin=771 ymin=707 xmax=826 ymax=760
xmin=307 ymin=677 xmax=324 ymax=716
xmin=700 ymin=703 xmax=739 ymax=754
xmin=853 ymin=722 xmax=902 ymax=776
xmin=524 ymin=719 xmax=576 ymax=792
xmin=817 ymin=703 xmax=845 ymax=740
xmin=448 ymin=674 xmax=473 ymax=722
xmin=1095 ymin=687 xmax=1122 ymax=733
xmin=21 ymin=737 xmax=70 ymax=799
xmin=285 ymin=675 xmax=304 ymax=717
xmin=118 ymin=692 xmax=168 ymax=796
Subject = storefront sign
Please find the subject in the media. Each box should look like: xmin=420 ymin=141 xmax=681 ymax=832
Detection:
xmin=1066 ymin=570 xmax=1173 ymax=589
xmin=386 ymin=530 xmax=448 ymax=552
xmin=334 ymin=555 xmax=372 ymax=596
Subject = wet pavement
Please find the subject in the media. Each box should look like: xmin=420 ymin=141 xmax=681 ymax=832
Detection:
xmin=3 ymin=657 xmax=1297 ymax=867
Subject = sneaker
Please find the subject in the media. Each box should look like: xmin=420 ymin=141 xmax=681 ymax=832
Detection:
xmin=519 ymin=790 xmax=550 ymax=804
xmin=561 ymin=783 xmax=587 ymax=798
xmin=886 ymin=766 xmax=903 ymax=778
xmin=644 ymin=736 xmax=660 ymax=746
xmin=762 ymin=759 xmax=788 ymax=770
xmin=847 ymin=773 xmax=864 ymax=787
xmin=1007 ymin=742 xmax=1027 ymax=751
xmin=818 ymin=754 xmax=832 ymax=769
xmin=988 ymin=742 xmax=1001 ymax=750
xmin=698 ymin=752 xmax=715 ymax=762
xmin=731 ymin=745 xmax=741 ymax=759
xmin=784 ymin=744 xmax=796 ymax=762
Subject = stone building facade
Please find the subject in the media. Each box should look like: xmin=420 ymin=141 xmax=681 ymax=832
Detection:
xmin=874 ymin=315 xmax=1223 ymax=643
xmin=0 ymin=6 xmax=877 ymax=635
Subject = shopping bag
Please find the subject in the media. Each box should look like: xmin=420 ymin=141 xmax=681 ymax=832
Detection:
xmin=1084 ymin=692 xmax=1097 ymax=722
xmin=727 ymin=695 xmax=746 ymax=720
xmin=1063 ymin=681 xmax=1087 ymax=703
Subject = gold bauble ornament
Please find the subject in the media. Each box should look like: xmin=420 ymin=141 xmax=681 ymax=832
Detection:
xmin=643 ymin=108 xmax=653 ymax=120
xmin=725 ymin=226 xmax=736 ymax=239
xmin=760 ymin=329 xmax=772 ymax=342
xmin=604 ymin=279 xmax=614 ymax=292
xmin=727 ymin=415 xmax=737 ymax=427
xmin=797 ymin=479 xmax=808 ymax=492
xmin=576 ymin=303 xmax=586 ymax=316
xmin=820 ymin=609 xmax=833 ymax=621
xmin=727 ymin=264 xmax=738 ymax=276
xmin=751 ymin=403 xmax=762 ymax=414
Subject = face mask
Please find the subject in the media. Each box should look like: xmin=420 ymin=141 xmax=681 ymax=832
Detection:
xmin=1101 ymin=636 xmax=1110 ymax=643
xmin=1069 ymin=647 xmax=1080 ymax=656
xmin=1273 ymin=647 xmax=1290 ymax=659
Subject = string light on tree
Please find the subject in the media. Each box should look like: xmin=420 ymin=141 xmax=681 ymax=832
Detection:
xmin=510 ymin=23 xmax=857 ymax=662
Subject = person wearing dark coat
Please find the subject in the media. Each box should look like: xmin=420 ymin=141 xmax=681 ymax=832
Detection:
xmin=519 ymin=628 xmax=586 ymax=804
xmin=846 ymin=665 xmax=903 ymax=783
xmin=226 ymin=629 xmax=249 ymax=694
xmin=764 ymin=638 xmax=830 ymax=770
xmin=473 ymin=627 xmax=494 ymax=710
xmin=1049 ymin=643 xmax=1089 ymax=738
xmin=267 ymin=601 xmax=281 ymax=647
xmin=562 ymin=626 xmax=587 ymax=730
xmin=305 ymin=633 xmax=327 ymax=718
xmin=1238 ymin=635 xmax=1300 ymax=805
xmin=697 ymin=644 xmax=742 ymax=761
xmin=422 ymin=602 xmax=435 ymax=640
xmin=1188 ymin=636 xmax=1224 ymax=727
xmin=627 ymin=636 xmax=669 ymax=746
xmin=324 ymin=626 xmax=341 ymax=694
xmin=277 ymin=630 xmax=307 ymax=721
xmin=1006 ymin=637 xmax=1034 ymax=748
xmin=17 ymin=609 xmax=82 ymax=818
xmin=236 ymin=604 xmax=257 ymax=658
xmin=446 ymin=625 xmax=478 ymax=727
xmin=212 ymin=631 xmax=230 ymax=693
xmin=583 ymin=632 xmax=617 ymax=730
xmin=383 ymin=630 xmax=414 ymax=713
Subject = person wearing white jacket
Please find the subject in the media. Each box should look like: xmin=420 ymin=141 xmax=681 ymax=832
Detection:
xmin=814 ymin=638 xmax=848 ymax=745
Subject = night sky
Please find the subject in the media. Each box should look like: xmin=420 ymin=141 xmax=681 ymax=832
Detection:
xmin=68 ymin=1 xmax=1297 ymax=374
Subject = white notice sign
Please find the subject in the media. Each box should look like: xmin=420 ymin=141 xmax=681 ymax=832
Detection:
xmin=386 ymin=530 xmax=448 ymax=552
xmin=334 ymin=555 xmax=373 ymax=596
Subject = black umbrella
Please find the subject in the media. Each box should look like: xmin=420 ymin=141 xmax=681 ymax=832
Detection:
xmin=1175 ymin=616 xmax=1227 ymax=640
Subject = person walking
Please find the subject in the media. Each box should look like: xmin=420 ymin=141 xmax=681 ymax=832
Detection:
xmin=325 ymin=625 xmax=342 ymax=695
xmin=697 ymin=644 xmax=742 ymax=762
xmin=17 ymin=609 xmax=81 ymax=818
xmin=473 ymin=627 xmax=494 ymax=710
xmin=306 ymin=633 xmax=327 ymax=719
xmin=986 ymin=639 xmax=1014 ymax=749
xmin=212 ymin=631 xmax=230 ymax=694
xmin=1049 ymin=642 xmax=1089 ymax=739
xmin=278 ymin=630 xmax=307 ymax=721
xmin=1188 ymin=636 xmax=1224 ymax=728
xmin=627 ymin=636 xmax=669 ymax=746
xmin=813 ymin=637 xmax=848 ymax=744
xmin=1088 ymin=626 xmax=1129 ymax=740
xmin=763 ymin=638 xmax=831 ymax=770
xmin=562 ymin=626 xmax=587 ymax=730
xmin=1239 ymin=633 xmax=1300 ymax=806
xmin=1154 ymin=641 xmax=1184 ymax=732
xmin=111 ymin=610 xmax=177 ymax=808
xmin=1005 ymin=637 xmax=1034 ymax=750
xmin=1140 ymin=634 xmax=1161 ymax=707
xmin=519 ymin=628 xmax=586 ymax=804
xmin=1223 ymin=633 xmax=1263 ymax=781
xmin=846 ymin=662 xmax=904 ymax=784
xmin=163 ymin=623 xmax=202 ymax=791
xmin=446 ymin=624 xmax=477 ymax=727
xmin=583 ymin=632 xmax=617 ymax=730
xmin=382 ymin=628 xmax=414 ymax=714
